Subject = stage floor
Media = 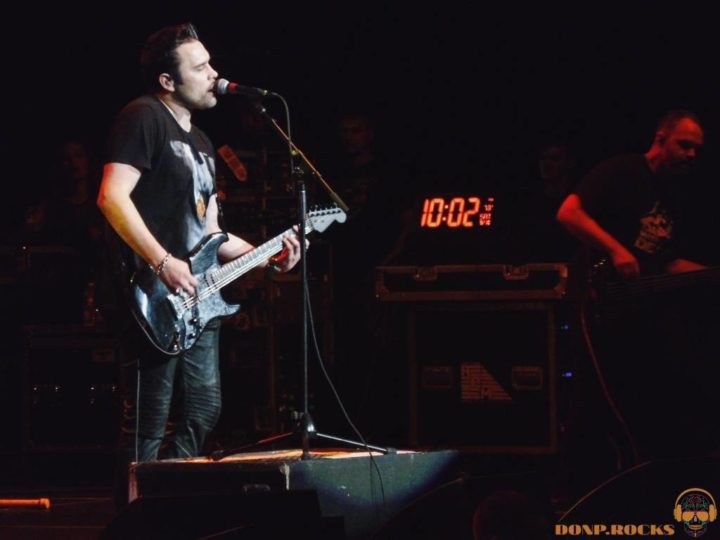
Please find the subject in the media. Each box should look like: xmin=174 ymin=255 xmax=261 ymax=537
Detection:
xmin=125 ymin=447 xmax=459 ymax=539
xmin=0 ymin=447 xmax=606 ymax=540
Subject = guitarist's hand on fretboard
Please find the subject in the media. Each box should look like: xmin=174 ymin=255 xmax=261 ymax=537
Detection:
xmin=272 ymin=233 xmax=303 ymax=273
xmin=161 ymin=256 xmax=198 ymax=296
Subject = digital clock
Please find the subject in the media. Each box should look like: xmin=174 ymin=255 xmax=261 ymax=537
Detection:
xmin=419 ymin=196 xmax=495 ymax=228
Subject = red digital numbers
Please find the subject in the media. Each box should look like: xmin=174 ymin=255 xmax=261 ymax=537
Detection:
xmin=422 ymin=198 xmax=444 ymax=227
xmin=420 ymin=196 xmax=493 ymax=228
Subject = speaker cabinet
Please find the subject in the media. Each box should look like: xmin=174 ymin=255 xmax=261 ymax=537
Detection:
xmin=408 ymin=301 xmax=557 ymax=453
xmin=559 ymin=457 xmax=720 ymax=534
xmin=22 ymin=325 xmax=121 ymax=451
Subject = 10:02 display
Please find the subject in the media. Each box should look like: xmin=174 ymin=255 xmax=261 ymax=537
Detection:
xmin=419 ymin=196 xmax=495 ymax=228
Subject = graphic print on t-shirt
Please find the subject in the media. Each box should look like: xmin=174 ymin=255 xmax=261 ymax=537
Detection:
xmin=169 ymin=139 xmax=215 ymax=222
xmin=634 ymin=201 xmax=674 ymax=255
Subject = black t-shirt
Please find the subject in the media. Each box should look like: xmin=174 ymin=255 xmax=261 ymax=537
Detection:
xmin=106 ymin=95 xmax=216 ymax=270
xmin=574 ymin=153 xmax=690 ymax=273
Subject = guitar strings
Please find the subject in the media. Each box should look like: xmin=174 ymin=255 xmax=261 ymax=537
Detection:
xmin=178 ymin=220 xmax=317 ymax=310
xmin=172 ymin=207 xmax=339 ymax=313
xmin=180 ymin=235 xmax=287 ymax=310
xmin=603 ymin=267 xmax=715 ymax=302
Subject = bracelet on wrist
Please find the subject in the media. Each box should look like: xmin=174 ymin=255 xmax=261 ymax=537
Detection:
xmin=154 ymin=252 xmax=171 ymax=276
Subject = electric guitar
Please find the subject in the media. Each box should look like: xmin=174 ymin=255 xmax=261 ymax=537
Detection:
xmin=588 ymin=257 xmax=719 ymax=317
xmin=130 ymin=205 xmax=346 ymax=355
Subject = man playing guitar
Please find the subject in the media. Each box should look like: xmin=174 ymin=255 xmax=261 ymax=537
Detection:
xmin=556 ymin=110 xmax=716 ymax=469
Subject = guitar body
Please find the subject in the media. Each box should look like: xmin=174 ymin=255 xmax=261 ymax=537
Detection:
xmin=128 ymin=205 xmax=347 ymax=355
xmin=130 ymin=232 xmax=240 ymax=355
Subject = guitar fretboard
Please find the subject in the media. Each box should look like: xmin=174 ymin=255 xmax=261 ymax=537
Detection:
xmin=602 ymin=266 xmax=720 ymax=303
xmin=212 ymin=228 xmax=296 ymax=288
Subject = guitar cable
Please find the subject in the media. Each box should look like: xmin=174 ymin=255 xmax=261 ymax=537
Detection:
xmin=134 ymin=363 xmax=140 ymax=464
xmin=579 ymin=292 xmax=640 ymax=469
xmin=304 ymin=280 xmax=388 ymax=513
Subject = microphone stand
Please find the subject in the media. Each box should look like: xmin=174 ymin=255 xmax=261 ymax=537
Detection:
xmin=212 ymin=96 xmax=389 ymax=460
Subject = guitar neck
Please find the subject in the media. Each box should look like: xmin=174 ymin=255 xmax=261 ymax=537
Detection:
xmin=604 ymin=266 xmax=720 ymax=301
xmin=210 ymin=226 xmax=306 ymax=288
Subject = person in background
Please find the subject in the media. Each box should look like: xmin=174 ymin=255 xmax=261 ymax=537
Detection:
xmin=515 ymin=136 xmax=581 ymax=262
xmin=325 ymin=110 xmax=410 ymax=439
xmin=23 ymin=138 xmax=104 ymax=253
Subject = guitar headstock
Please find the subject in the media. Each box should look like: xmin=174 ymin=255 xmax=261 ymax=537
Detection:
xmin=304 ymin=205 xmax=347 ymax=234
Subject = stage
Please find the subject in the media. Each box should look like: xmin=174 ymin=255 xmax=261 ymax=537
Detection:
xmin=114 ymin=448 xmax=460 ymax=539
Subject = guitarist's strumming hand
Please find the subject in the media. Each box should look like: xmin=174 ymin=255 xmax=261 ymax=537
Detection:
xmin=557 ymin=194 xmax=641 ymax=280
xmin=610 ymin=245 xmax=640 ymax=279
xmin=159 ymin=254 xmax=199 ymax=296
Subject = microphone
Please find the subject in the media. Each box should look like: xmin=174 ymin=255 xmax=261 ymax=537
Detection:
xmin=215 ymin=78 xmax=271 ymax=97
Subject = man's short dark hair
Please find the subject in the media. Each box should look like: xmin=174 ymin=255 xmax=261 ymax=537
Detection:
xmin=140 ymin=23 xmax=199 ymax=92
xmin=657 ymin=109 xmax=701 ymax=133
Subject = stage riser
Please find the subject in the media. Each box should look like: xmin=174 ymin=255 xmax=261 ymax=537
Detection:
xmin=124 ymin=450 xmax=458 ymax=540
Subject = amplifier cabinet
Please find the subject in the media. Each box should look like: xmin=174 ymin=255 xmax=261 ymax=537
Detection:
xmin=407 ymin=301 xmax=558 ymax=453
xmin=22 ymin=325 xmax=121 ymax=451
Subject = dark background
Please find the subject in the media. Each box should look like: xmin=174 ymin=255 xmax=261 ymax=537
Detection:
xmin=1 ymin=0 xmax=719 ymax=502
xmin=3 ymin=1 xmax=720 ymax=259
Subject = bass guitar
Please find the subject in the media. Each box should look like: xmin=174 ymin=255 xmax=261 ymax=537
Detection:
xmin=130 ymin=205 xmax=346 ymax=354
xmin=588 ymin=257 xmax=719 ymax=319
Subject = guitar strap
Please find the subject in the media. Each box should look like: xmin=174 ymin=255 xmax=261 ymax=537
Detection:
xmin=215 ymin=195 xmax=228 ymax=233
